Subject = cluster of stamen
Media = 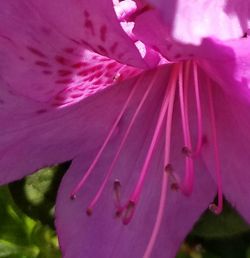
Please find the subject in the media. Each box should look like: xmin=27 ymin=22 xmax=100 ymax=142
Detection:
xmin=69 ymin=60 xmax=224 ymax=256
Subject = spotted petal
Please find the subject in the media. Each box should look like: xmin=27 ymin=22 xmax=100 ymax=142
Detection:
xmin=0 ymin=75 xmax=143 ymax=184
xmin=0 ymin=0 xmax=145 ymax=106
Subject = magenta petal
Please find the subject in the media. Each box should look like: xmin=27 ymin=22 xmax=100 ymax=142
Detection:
xmin=0 ymin=1 xmax=146 ymax=67
xmin=0 ymin=77 xmax=141 ymax=184
xmin=56 ymin=154 xmax=215 ymax=258
xmin=55 ymin=68 xmax=216 ymax=258
xmin=0 ymin=1 xmax=145 ymax=105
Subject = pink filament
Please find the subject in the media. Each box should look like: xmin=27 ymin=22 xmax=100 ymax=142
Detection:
xmin=143 ymin=65 xmax=177 ymax=258
xmin=129 ymin=65 xmax=179 ymax=204
xmin=192 ymin=62 xmax=203 ymax=155
xmin=70 ymin=76 xmax=141 ymax=199
xmin=86 ymin=71 xmax=159 ymax=211
xmin=178 ymin=63 xmax=194 ymax=195
xmin=207 ymin=79 xmax=223 ymax=214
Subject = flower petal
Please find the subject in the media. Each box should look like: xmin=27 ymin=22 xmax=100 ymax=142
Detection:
xmin=0 ymin=0 xmax=145 ymax=104
xmin=0 ymin=0 xmax=146 ymax=66
xmin=55 ymin=67 xmax=216 ymax=258
xmin=197 ymin=38 xmax=250 ymax=102
xmin=56 ymin=153 xmax=215 ymax=258
xmin=0 ymin=75 xmax=143 ymax=184
xmin=146 ymin=0 xmax=248 ymax=43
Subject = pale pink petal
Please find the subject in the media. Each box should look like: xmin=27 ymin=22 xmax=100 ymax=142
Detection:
xmin=146 ymin=0 xmax=248 ymax=43
xmin=197 ymin=38 xmax=250 ymax=103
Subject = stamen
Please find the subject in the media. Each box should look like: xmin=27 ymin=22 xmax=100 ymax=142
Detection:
xmin=164 ymin=163 xmax=173 ymax=173
xmin=182 ymin=146 xmax=192 ymax=157
xmin=165 ymin=164 xmax=180 ymax=191
xmin=192 ymin=62 xmax=203 ymax=156
xmin=85 ymin=71 xmax=159 ymax=211
xmin=70 ymin=194 xmax=77 ymax=200
xmin=143 ymin=172 xmax=168 ymax=258
xmin=129 ymin=65 xmax=179 ymax=203
xmin=207 ymin=79 xmax=223 ymax=215
xmin=86 ymin=208 xmax=93 ymax=216
xmin=178 ymin=62 xmax=194 ymax=196
xmin=122 ymin=201 xmax=136 ymax=225
xmin=70 ymin=76 xmax=142 ymax=199
xmin=113 ymin=179 xmax=122 ymax=210
xmin=143 ymin=63 xmax=177 ymax=258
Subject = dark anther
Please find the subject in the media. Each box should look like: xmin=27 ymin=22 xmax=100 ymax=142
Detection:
xmin=182 ymin=146 xmax=192 ymax=157
xmin=165 ymin=164 xmax=173 ymax=173
xmin=86 ymin=208 xmax=93 ymax=216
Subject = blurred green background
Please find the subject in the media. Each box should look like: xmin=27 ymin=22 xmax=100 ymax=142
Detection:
xmin=0 ymin=164 xmax=248 ymax=258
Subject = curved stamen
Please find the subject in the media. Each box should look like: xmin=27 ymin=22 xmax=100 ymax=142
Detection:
xmin=70 ymin=76 xmax=142 ymax=199
xmin=178 ymin=62 xmax=194 ymax=195
xmin=192 ymin=62 xmax=203 ymax=156
xmin=129 ymin=65 xmax=179 ymax=204
xmin=143 ymin=64 xmax=177 ymax=258
xmin=86 ymin=71 xmax=159 ymax=211
xmin=207 ymin=78 xmax=223 ymax=215
xmin=143 ymin=172 xmax=168 ymax=258
xmin=113 ymin=179 xmax=122 ymax=211
xmin=122 ymin=200 xmax=136 ymax=225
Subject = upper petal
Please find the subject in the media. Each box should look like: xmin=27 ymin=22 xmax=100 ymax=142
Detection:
xmin=0 ymin=0 xmax=147 ymax=67
xmin=146 ymin=0 xmax=249 ymax=44
xmin=197 ymin=37 xmax=250 ymax=102
xmin=0 ymin=0 xmax=147 ymax=105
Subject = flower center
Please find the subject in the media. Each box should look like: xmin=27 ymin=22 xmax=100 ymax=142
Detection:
xmin=69 ymin=60 xmax=223 ymax=256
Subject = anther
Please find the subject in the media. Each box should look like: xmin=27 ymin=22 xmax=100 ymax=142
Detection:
xmin=86 ymin=208 xmax=93 ymax=216
xmin=170 ymin=183 xmax=179 ymax=191
xmin=113 ymin=179 xmax=122 ymax=209
xmin=122 ymin=200 xmax=136 ymax=225
xmin=113 ymin=179 xmax=121 ymax=191
xmin=182 ymin=146 xmax=192 ymax=157
xmin=115 ymin=207 xmax=123 ymax=218
xmin=208 ymin=203 xmax=221 ymax=215
xmin=165 ymin=164 xmax=181 ymax=191
xmin=164 ymin=163 xmax=173 ymax=173
xmin=70 ymin=194 xmax=77 ymax=200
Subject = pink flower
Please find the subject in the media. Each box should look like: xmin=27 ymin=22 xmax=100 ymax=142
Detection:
xmin=0 ymin=0 xmax=250 ymax=257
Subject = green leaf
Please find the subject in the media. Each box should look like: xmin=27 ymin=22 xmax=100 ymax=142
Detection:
xmin=0 ymin=185 xmax=61 ymax=257
xmin=191 ymin=199 xmax=249 ymax=238
xmin=0 ymin=239 xmax=39 ymax=258
xmin=9 ymin=163 xmax=69 ymax=228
